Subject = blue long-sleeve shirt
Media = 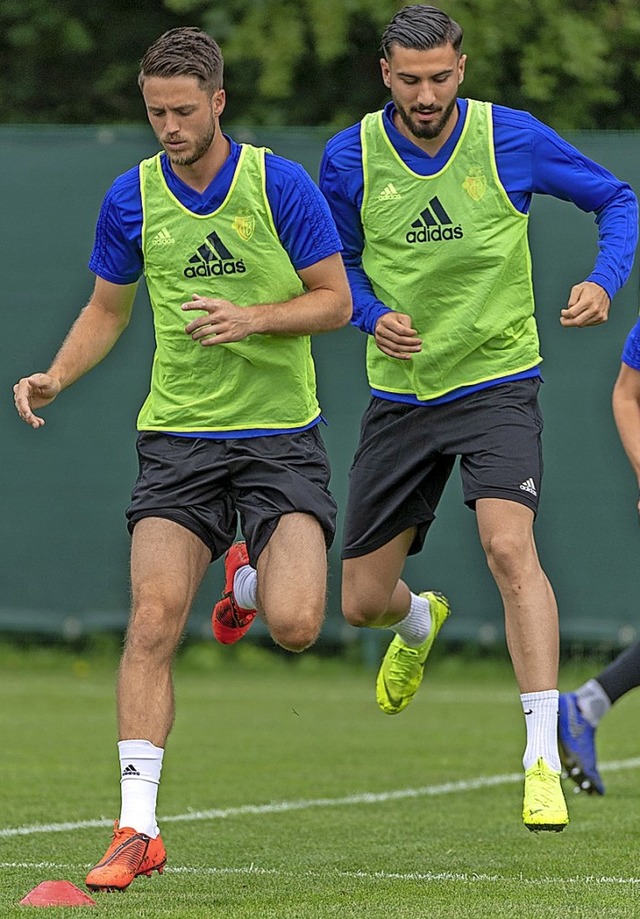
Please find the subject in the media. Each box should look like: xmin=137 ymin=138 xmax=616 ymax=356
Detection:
xmin=320 ymin=99 xmax=638 ymax=343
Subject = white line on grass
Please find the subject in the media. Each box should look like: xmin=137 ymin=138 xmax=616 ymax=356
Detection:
xmin=1 ymin=757 xmax=639 ymax=840
xmin=1 ymin=862 xmax=639 ymax=887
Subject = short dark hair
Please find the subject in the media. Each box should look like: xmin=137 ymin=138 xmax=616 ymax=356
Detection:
xmin=138 ymin=27 xmax=224 ymax=93
xmin=380 ymin=5 xmax=463 ymax=59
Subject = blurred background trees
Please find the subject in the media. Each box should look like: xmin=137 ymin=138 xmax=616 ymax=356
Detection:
xmin=1 ymin=0 xmax=639 ymax=129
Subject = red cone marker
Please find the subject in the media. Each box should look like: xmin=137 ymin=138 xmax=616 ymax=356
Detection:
xmin=19 ymin=880 xmax=97 ymax=907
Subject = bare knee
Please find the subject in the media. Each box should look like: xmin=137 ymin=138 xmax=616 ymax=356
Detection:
xmin=341 ymin=547 xmax=410 ymax=628
xmin=342 ymin=595 xmax=387 ymax=629
xmin=482 ymin=530 xmax=535 ymax=585
xmin=342 ymin=576 xmax=395 ymax=628
xmin=267 ymin=607 xmax=323 ymax=653
xmin=124 ymin=598 xmax=183 ymax=666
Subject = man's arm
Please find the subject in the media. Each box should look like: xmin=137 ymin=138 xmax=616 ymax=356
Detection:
xmin=319 ymin=141 xmax=393 ymax=336
xmin=181 ymin=253 xmax=352 ymax=346
xmin=521 ymin=111 xmax=638 ymax=327
xmin=13 ymin=276 xmax=138 ymax=428
xmin=612 ymin=362 xmax=640 ymax=512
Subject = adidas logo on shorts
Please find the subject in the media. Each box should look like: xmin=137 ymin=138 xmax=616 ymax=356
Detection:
xmin=519 ymin=477 xmax=538 ymax=497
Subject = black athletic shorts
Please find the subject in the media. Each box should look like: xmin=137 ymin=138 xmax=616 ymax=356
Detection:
xmin=126 ymin=427 xmax=337 ymax=565
xmin=342 ymin=378 xmax=544 ymax=559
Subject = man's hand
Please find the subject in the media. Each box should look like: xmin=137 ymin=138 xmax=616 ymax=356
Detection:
xmin=183 ymin=294 xmax=254 ymax=345
xmin=374 ymin=312 xmax=422 ymax=359
xmin=13 ymin=373 xmax=62 ymax=428
xmin=560 ymin=281 xmax=611 ymax=327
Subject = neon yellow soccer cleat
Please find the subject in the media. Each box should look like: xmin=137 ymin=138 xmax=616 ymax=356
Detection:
xmin=522 ymin=757 xmax=569 ymax=832
xmin=375 ymin=591 xmax=450 ymax=715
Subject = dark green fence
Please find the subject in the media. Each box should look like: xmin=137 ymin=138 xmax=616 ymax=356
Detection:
xmin=2 ymin=124 xmax=639 ymax=651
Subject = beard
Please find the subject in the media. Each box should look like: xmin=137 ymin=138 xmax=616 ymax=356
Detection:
xmin=392 ymin=92 xmax=457 ymax=141
xmin=163 ymin=116 xmax=216 ymax=167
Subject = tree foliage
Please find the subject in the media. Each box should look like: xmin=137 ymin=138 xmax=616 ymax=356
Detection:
xmin=0 ymin=0 xmax=188 ymax=122
xmin=1 ymin=0 xmax=639 ymax=130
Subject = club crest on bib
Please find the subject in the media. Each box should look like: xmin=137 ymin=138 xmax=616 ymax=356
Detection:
xmin=232 ymin=215 xmax=256 ymax=241
xmin=462 ymin=166 xmax=487 ymax=202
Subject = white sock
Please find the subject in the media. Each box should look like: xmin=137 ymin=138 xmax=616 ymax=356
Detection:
xmin=393 ymin=592 xmax=431 ymax=647
xmin=118 ymin=739 xmax=164 ymax=838
xmin=575 ymin=679 xmax=611 ymax=727
xmin=521 ymin=690 xmax=561 ymax=772
xmin=233 ymin=564 xmax=258 ymax=611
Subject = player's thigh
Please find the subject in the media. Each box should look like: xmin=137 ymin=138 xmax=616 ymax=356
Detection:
xmin=129 ymin=517 xmax=211 ymax=640
xmin=342 ymin=528 xmax=415 ymax=614
xmin=256 ymin=512 xmax=328 ymax=628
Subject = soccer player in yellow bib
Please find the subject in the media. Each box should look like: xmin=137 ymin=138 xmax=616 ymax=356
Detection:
xmin=14 ymin=28 xmax=351 ymax=891
xmin=320 ymin=5 xmax=638 ymax=831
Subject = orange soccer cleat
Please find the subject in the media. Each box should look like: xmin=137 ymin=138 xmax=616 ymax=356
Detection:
xmin=85 ymin=821 xmax=166 ymax=892
xmin=212 ymin=541 xmax=257 ymax=644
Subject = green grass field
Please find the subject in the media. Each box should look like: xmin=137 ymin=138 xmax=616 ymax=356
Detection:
xmin=0 ymin=641 xmax=638 ymax=918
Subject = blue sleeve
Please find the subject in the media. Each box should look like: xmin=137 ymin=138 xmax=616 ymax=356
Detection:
xmin=319 ymin=126 xmax=391 ymax=335
xmin=264 ymin=153 xmax=343 ymax=271
xmin=622 ymin=316 xmax=640 ymax=371
xmin=88 ymin=166 xmax=144 ymax=285
xmin=492 ymin=106 xmax=639 ymax=301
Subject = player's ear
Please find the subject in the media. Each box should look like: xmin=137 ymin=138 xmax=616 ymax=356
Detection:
xmin=380 ymin=58 xmax=391 ymax=89
xmin=212 ymin=88 xmax=226 ymax=116
xmin=458 ymin=54 xmax=467 ymax=86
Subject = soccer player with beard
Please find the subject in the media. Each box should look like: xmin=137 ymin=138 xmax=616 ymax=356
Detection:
xmin=14 ymin=27 xmax=351 ymax=890
xmin=320 ymin=5 xmax=637 ymax=831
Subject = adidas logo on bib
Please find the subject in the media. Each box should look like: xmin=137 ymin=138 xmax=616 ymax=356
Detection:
xmin=377 ymin=182 xmax=402 ymax=201
xmin=406 ymin=196 xmax=464 ymax=244
xmin=183 ymin=230 xmax=246 ymax=278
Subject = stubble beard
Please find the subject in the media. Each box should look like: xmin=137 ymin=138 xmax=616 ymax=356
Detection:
xmin=164 ymin=117 xmax=216 ymax=167
xmin=393 ymin=93 xmax=457 ymax=141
